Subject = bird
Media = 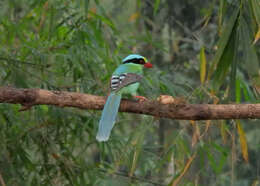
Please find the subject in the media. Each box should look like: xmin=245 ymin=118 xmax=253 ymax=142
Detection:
xmin=96 ymin=54 xmax=153 ymax=142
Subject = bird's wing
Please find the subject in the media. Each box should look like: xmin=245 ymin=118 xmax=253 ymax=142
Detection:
xmin=110 ymin=73 xmax=143 ymax=92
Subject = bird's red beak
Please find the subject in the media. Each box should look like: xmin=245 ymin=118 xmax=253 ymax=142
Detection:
xmin=144 ymin=62 xmax=153 ymax=68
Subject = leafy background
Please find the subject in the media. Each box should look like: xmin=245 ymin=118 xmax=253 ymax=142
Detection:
xmin=0 ymin=0 xmax=260 ymax=185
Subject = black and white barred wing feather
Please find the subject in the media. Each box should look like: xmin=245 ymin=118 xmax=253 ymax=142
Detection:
xmin=110 ymin=73 xmax=143 ymax=92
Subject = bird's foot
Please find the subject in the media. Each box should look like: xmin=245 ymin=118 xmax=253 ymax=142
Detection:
xmin=134 ymin=95 xmax=148 ymax=102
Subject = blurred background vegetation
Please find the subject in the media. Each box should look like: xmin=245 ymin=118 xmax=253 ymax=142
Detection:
xmin=0 ymin=0 xmax=260 ymax=185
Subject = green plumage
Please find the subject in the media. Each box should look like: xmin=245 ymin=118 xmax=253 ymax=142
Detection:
xmin=96 ymin=54 xmax=148 ymax=142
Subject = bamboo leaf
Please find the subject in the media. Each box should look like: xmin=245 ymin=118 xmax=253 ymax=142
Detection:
xmin=210 ymin=7 xmax=240 ymax=91
xmin=84 ymin=0 xmax=90 ymax=15
xmin=240 ymin=79 xmax=255 ymax=102
xmin=229 ymin=23 xmax=240 ymax=102
xmin=153 ymin=0 xmax=161 ymax=15
xmin=171 ymin=153 xmax=197 ymax=186
xmin=208 ymin=7 xmax=240 ymax=83
xmin=129 ymin=149 xmax=140 ymax=177
xmin=239 ymin=17 xmax=260 ymax=81
xmin=88 ymin=11 xmax=115 ymax=30
xmin=250 ymin=0 xmax=260 ymax=26
xmin=218 ymin=0 xmax=227 ymax=34
xmin=236 ymin=120 xmax=249 ymax=163
xmin=213 ymin=27 xmax=237 ymax=90
xmin=235 ymin=78 xmax=241 ymax=103
xmin=191 ymin=122 xmax=200 ymax=147
xmin=200 ymin=46 xmax=207 ymax=84
xmin=129 ymin=126 xmax=145 ymax=177
xmin=220 ymin=121 xmax=227 ymax=144
xmin=253 ymin=28 xmax=260 ymax=44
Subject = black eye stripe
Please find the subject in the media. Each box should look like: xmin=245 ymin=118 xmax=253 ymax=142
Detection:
xmin=123 ymin=58 xmax=145 ymax=65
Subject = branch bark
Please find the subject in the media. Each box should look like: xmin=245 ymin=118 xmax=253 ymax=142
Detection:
xmin=0 ymin=86 xmax=260 ymax=120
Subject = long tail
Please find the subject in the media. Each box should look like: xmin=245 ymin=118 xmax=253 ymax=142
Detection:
xmin=96 ymin=92 xmax=122 ymax=142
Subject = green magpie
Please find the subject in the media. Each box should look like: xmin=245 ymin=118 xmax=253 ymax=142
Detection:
xmin=96 ymin=54 xmax=153 ymax=142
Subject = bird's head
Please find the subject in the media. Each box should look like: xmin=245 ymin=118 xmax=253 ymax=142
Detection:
xmin=122 ymin=54 xmax=153 ymax=68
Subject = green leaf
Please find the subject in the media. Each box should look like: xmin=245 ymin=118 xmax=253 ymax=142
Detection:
xmin=249 ymin=0 xmax=260 ymax=26
xmin=240 ymin=79 xmax=253 ymax=102
xmin=153 ymin=0 xmax=160 ymax=15
xmin=199 ymin=46 xmax=207 ymax=84
xmin=220 ymin=121 xmax=227 ymax=144
xmin=208 ymin=8 xmax=240 ymax=79
xmin=208 ymin=7 xmax=240 ymax=88
xmin=213 ymin=25 xmax=237 ymax=90
xmin=239 ymin=17 xmax=259 ymax=78
xmin=88 ymin=11 xmax=115 ymax=31
xmin=40 ymin=105 xmax=49 ymax=113
xmin=204 ymin=143 xmax=229 ymax=174
xmin=218 ymin=0 xmax=227 ymax=32
xmin=84 ymin=0 xmax=90 ymax=15
xmin=235 ymin=78 xmax=241 ymax=103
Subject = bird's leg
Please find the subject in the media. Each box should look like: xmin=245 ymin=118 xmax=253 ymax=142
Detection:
xmin=134 ymin=95 xmax=148 ymax=102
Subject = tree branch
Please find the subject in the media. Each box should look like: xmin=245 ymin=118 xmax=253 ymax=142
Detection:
xmin=0 ymin=86 xmax=260 ymax=120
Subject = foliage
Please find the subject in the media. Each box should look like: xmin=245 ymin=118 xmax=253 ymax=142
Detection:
xmin=0 ymin=0 xmax=260 ymax=185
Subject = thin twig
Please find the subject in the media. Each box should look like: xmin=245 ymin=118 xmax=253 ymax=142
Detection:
xmin=0 ymin=171 xmax=6 ymax=186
